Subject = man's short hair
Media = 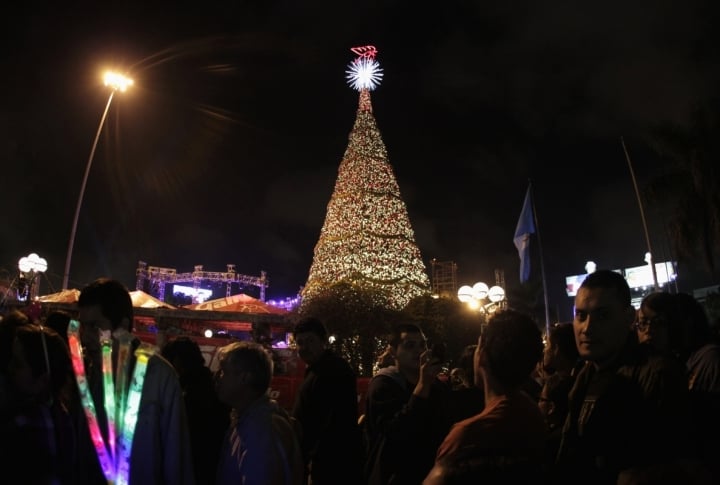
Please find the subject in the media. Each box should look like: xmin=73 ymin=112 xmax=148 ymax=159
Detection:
xmin=388 ymin=323 xmax=424 ymax=349
xmin=480 ymin=310 xmax=543 ymax=388
xmin=44 ymin=310 xmax=72 ymax=344
xmin=0 ymin=310 xmax=31 ymax=372
xmin=292 ymin=317 xmax=328 ymax=339
xmin=580 ymin=269 xmax=631 ymax=306
xmin=78 ymin=278 xmax=134 ymax=332
xmin=218 ymin=341 xmax=273 ymax=394
xmin=674 ymin=292 xmax=712 ymax=351
xmin=14 ymin=324 xmax=72 ymax=397
xmin=161 ymin=337 xmax=206 ymax=370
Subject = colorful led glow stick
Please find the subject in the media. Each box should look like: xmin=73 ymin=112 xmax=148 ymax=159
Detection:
xmin=115 ymin=344 xmax=155 ymax=485
xmin=101 ymin=332 xmax=117 ymax=462
xmin=113 ymin=329 xmax=133 ymax=448
xmin=67 ymin=319 xmax=115 ymax=482
xmin=68 ymin=320 xmax=158 ymax=484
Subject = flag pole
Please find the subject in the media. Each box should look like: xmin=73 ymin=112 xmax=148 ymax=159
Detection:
xmin=529 ymin=182 xmax=551 ymax=338
xmin=621 ymin=137 xmax=659 ymax=291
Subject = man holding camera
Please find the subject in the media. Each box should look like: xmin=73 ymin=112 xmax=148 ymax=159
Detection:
xmin=362 ymin=323 xmax=450 ymax=485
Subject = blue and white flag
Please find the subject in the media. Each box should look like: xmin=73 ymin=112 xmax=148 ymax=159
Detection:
xmin=513 ymin=186 xmax=536 ymax=283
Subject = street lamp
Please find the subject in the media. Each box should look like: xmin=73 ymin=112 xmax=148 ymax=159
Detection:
xmin=62 ymin=71 xmax=133 ymax=290
xmin=457 ymin=281 xmax=506 ymax=313
xmin=18 ymin=252 xmax=48 ymax=301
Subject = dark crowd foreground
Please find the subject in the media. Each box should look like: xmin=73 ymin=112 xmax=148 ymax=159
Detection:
xmin=0 ymin=271 xmax=719 ymax=484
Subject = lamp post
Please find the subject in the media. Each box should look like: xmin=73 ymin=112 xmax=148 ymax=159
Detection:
xmin=18 ymin=253 xmax=48 ymax=301
xmin=457 ymin=281 xmax=506 ymax=314
xmin=62 ymin=71 xmax=133 ymax=290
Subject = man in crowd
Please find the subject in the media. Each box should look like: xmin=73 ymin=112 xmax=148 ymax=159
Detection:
xmin=363 ymin=323 xmax=449 ymax=484
xmin=555 ymin=270 xmax=691 ymax=484
xmin=77 ymin=278 xmax=195 ymax=484
xmin=292 ymin=317 xmax=362 ymax=484
xmin=425 ymin=309 xmax=547 ymax=484
xmin=215 ymin=341 xmax=303 ymax=484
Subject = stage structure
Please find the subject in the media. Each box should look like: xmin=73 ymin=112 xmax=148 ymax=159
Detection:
xmin=136 ymin=261 xmax=268 ymax=303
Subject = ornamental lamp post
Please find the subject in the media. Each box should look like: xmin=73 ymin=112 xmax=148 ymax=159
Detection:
xmin=457 ymin=281 xmax=506 ymax=314
xmin=18 ymin=252 xmax=48 ymax=301
xmin=62 ymin=71 xmax=133 ymax=290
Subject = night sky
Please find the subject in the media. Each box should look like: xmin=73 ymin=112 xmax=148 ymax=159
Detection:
xmin=2 ymin=2 xmax=718 ymax=320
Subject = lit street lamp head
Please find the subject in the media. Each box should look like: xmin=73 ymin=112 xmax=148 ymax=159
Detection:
xmin=62 ymin=70 xmax=134 ymax=290
xmin=19 ymin=253 xmax=48 ymax=274
xmin=104 ymin=71 xmax=133 ymax=91
xmin=458 ymin=281 xmax=506 ymax=313
xmin=18 ymin=252 xmax=47 ymax=301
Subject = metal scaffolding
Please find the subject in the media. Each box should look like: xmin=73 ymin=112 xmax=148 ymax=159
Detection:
xmin=136 ymin=261 xmax=268 ymax=302
xmin=430 ymin=259 xmax=458 ymax=299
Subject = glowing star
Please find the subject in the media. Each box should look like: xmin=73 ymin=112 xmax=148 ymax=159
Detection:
xmin=346 ymin=57 xmax=384 ymax=91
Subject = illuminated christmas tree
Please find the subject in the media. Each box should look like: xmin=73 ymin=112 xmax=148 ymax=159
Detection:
xmin=301 ymin=46 xmax=431 ymax=311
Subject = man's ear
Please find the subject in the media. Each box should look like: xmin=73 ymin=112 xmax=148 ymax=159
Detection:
xmin=476 ymin=346 xmax=488 ymax=367
xmin=547 ymin=401 xmax=556 ymax=416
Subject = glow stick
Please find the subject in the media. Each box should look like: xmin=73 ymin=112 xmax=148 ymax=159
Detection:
xmin=115 ymin=344 xmax=155 ymax=485
xmin=101 ymin=332 xmax=116 ymax=462
xmin=113 ymin=329 xmax=133 ymax=446
xmin=67 ymin=319 xmax=115 ymax=482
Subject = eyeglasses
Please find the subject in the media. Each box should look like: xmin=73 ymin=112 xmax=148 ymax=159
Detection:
xmin=634 ymin=316 xmax=668 ymax=331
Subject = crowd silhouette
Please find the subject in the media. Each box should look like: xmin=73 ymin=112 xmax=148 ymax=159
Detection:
xmin=0 ymin=270 xmax=718 ymax=484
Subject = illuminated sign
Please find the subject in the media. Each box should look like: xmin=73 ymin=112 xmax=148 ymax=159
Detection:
xmin=565 ymin=262 xmax=676 ymax=297
xmin=172 ymin=285 xmax=212 ymax=303
xmin=565 ymin=274 xmax=589 ymax=297
xmin=624 ymin=262 xmax=676 ymax=289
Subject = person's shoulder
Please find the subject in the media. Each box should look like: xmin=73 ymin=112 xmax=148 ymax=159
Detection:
xmin=146 ymin=351 xmax=183 ymax=384
xmin=690 ymin=342 xmax=720 ymax=363
xmin=643 ymin=352 xmax=687 ymax=378
xmin=439 ymin=415 xmax=485 ymax=452
xmin=370 ymin=366 xmax=406 ymax=387
xmin=366 ymin=368 xmax=411 ymax=401
xmin=317 ymin=350 xmax=355 ymax=374
xmin=149 ymin=350 xmax=175 ymax=370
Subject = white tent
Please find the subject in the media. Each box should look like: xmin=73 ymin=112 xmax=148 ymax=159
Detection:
xmin=129 ymin=290 xmax=176 ymax=309
xmin=37 ymin=289 xmax=81 ymax=303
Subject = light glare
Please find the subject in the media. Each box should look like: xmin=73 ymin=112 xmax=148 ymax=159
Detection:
xmin=104 ymin=71 xmax=134 ymax=92
xmin=346 ymin=58 xmax=383 ymax=91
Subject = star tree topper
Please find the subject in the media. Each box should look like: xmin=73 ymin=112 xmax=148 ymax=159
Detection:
xmin=346 ymin=45 xmax=384 ymax=91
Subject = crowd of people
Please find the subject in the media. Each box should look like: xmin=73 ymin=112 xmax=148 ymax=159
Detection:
xmin=0 ymin=270 xmax=718 ymax=484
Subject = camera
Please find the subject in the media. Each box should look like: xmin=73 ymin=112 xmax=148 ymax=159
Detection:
xmin=429 ymin=341 xmax=446 ymax=364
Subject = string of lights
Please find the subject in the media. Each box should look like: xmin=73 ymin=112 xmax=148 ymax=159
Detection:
xmin=302 ymin=47 xmax=430 ymax=310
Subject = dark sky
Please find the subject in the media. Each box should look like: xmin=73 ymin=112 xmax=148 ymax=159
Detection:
xmin=2 ymin=2 xmax=718 ymax=320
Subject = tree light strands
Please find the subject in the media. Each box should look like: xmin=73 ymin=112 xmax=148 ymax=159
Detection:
xmin=302 ymin=45 xmax=430 ymax=311
xmin=346 ymin=46 xmax=383 ymax=91
xmin=116 ymin=344 xmax=155 ymax=485
xmin=67 ymin=320 xmax=115 ymax=482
